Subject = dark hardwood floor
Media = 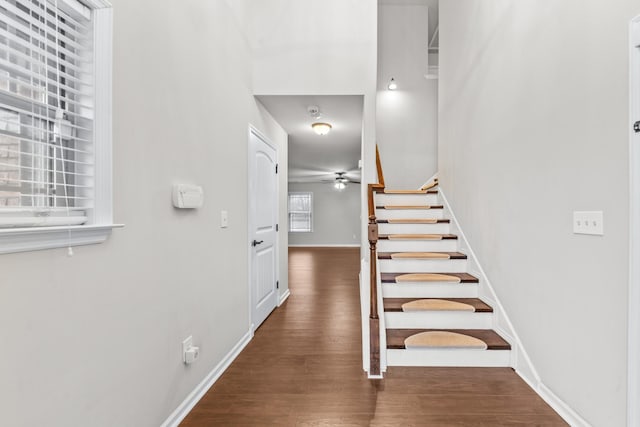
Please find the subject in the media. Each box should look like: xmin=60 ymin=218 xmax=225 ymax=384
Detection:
xmin=181 ymin=247 xmax=567 ymax=426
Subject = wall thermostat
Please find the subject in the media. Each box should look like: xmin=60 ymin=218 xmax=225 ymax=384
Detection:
xmin=172 ymin=184 xmax=204 ymax=209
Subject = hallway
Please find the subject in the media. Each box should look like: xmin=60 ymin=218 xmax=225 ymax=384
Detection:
xmin=181 ymin=247 xmax=566 ymax=426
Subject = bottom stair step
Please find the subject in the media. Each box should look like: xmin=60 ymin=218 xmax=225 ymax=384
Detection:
xmin=386 ymin=329 xmax=512 ymax=367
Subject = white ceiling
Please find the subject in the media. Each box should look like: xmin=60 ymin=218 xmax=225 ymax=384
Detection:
xmin=257 ymin=95 xmax=363 ymax=183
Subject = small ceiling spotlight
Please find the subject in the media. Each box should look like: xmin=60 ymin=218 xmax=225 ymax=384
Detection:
xmin=311 ymin=122 xmax=332 ymax=136
xmin=387 ymin=77 xmax=398 ymax=91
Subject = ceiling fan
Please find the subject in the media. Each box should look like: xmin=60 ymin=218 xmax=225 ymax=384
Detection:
xmin=321 ymin=172 xmax=361 ymax=190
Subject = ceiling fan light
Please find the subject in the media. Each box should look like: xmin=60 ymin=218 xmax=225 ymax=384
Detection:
xmin=334 ymin=181 xmax=346 ymax=190
xmin=312 ymin=122 xmax=332 ymax=136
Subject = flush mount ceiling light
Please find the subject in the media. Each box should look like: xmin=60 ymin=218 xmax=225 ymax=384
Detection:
xmin=311 ymin=122 xmax=332 ymax=136
xmin=388 ymin=77 xmax=398 ymax=90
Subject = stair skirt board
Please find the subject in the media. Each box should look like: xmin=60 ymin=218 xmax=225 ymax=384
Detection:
xmin=386 ymin=348 xmax=511 ymax=367
xmin=379 ymin=259 xmax=468 ymax=273
xmin=404 ymin=331 xmax=488 ymax=349
xmin=377 ymin=240 xmax=459 ymax=252
xmin=384 ymin=311 xmax=493 ymax=329
xmin=382 ymin=283 xmax=479 ymax=299
xmin=402 ymin=299 xmax=476 ymax=312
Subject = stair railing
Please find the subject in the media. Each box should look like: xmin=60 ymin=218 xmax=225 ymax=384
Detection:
xmin=367 ymin=145 xmax=385 ymax=376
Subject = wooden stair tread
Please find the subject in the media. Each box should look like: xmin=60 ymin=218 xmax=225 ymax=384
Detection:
xmin=384 ymin=298 xmax=492 ymax=312
xmin=377 ymin=219 xmax=450 ymax=224
xmin=381 ymin=272 xmax=479 ymax=283
xmin=383 ymin=189 xmax=438 ymax=194
xmin=377 ymin=205 xmax=444 ymax=210
xmin=379 ymin=234 xmax=457 ymax=240
xmin=378 ymin=252 xmax=467 ymax=260
xmin=387 ymin=329 xmax=511 ymax=350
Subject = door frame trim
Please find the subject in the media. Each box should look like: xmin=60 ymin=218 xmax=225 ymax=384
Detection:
xmin=629 ymin=14 xmax=640 ymax=427
xmin=247 ymin=125 xmax=279 ymax=335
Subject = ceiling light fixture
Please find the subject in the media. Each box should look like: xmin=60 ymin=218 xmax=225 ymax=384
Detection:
xmin=312 ymin=122 xmax=332 ymax=136
xmin=388 ymin=77 xmax=398 ymax=91
xmin=334 ymin=181 xmax=346 ymax=191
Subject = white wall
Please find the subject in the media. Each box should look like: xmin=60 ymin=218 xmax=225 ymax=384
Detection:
xmin=0 ymin=1 xmax=288 ymax=426
xmin=377 ymin=2 xmax=438 ymax=189
xmin=439 ymin=1 xmax=637 ymax=425
xmin=250 ymin=0 xmax=377 ymax=96
xmin=288 ymin=182 xmax=361 ymax=246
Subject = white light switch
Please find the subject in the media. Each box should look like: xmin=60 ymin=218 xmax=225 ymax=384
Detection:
xmin=573 ymin=211 xmax=603 ymax=235
xmin=221 ymin=210 xmax=228 ymax=228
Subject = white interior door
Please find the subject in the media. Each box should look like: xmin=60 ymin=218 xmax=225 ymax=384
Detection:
xmin=249 ymin=128 xmax=278 ymax=330
xmin=629 ymin=15 xmax=640 ymax=427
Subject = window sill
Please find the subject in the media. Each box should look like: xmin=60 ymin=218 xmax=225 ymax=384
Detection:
xmin=0 ymin=223 xmax=124 ymax=255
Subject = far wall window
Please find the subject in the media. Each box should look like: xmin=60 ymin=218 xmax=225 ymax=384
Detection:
xmin=288 ymin=192 xmax=312 ymax=232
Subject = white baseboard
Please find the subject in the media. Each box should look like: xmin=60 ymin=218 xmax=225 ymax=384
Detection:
xmin=278 ymin=288 xmax=291 ymax=306
xmin=517 ymin=372 xmax=590 ymax=427
xmin=288 ymin=244 xmax=360 ymax=248
xmin=160 ymin=329 xmax=253 ymax=427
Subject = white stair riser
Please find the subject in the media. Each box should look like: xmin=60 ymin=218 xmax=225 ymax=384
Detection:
xmin=378 ymin=223 xmax=451 ymax=234
xmin=375 ymin=209 xmax=444 ymax=220
xmin=384 ymin=311 xmax=493 ymax=329
xmin=375 ymin=194 xmax=439 ymax=205
xmin=379 ymin=258 xmax=468 ymax=273
xmin=386 ymin=349 xmax=511 ymax=367
xmin=377 ymin=239 xmax=458 ymax=252
xmin=382 ymin=283 xmax=479 ymax=298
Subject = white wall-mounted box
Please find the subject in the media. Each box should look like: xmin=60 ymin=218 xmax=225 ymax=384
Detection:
xmin=172 ymin=184 xmax=204 ymax=209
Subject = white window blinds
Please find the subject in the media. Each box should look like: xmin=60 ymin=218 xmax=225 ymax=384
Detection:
xmin=0 ymin=0 xmax=94 ymax=228
xmin=288 ymin=192 xmax=312 ymax=232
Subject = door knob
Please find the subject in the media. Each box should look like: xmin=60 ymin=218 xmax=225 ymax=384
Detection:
xmin=252 ymin=240 xmax=264 ymax=247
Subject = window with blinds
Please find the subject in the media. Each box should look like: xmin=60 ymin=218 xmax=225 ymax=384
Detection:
xmin=288 ymin=192 xmax=312 ymax=233
xmin=0 ymin=0 xmax=94 ymax=228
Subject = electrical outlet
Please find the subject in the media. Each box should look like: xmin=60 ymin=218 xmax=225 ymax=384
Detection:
xmin=182 ymin=335 xmax=200 ymax=364
xmin=573 ymin=211 xmax=604 ymax=235
xmin=182 ymin=336 xmax=193 ymax=363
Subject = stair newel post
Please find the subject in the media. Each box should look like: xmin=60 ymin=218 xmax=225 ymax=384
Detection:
xmin=368 ymin=214 xmax=380 ymax=376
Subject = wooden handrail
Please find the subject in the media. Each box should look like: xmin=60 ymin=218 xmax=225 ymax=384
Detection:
xmin=376 ymin=145 xmax=385 ymax=188
xmin=367 ymin=145 xmax=385 ymax=376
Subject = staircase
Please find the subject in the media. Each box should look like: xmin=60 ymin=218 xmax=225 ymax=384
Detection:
xmin=373 ymin=181 xmax=512 ymax=368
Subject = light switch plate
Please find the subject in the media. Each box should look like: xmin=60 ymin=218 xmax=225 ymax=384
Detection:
xmin=221 ymin=210 xmax=228 ymax=228
xmin=573 ymin=211 xmax=604 ymax=235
